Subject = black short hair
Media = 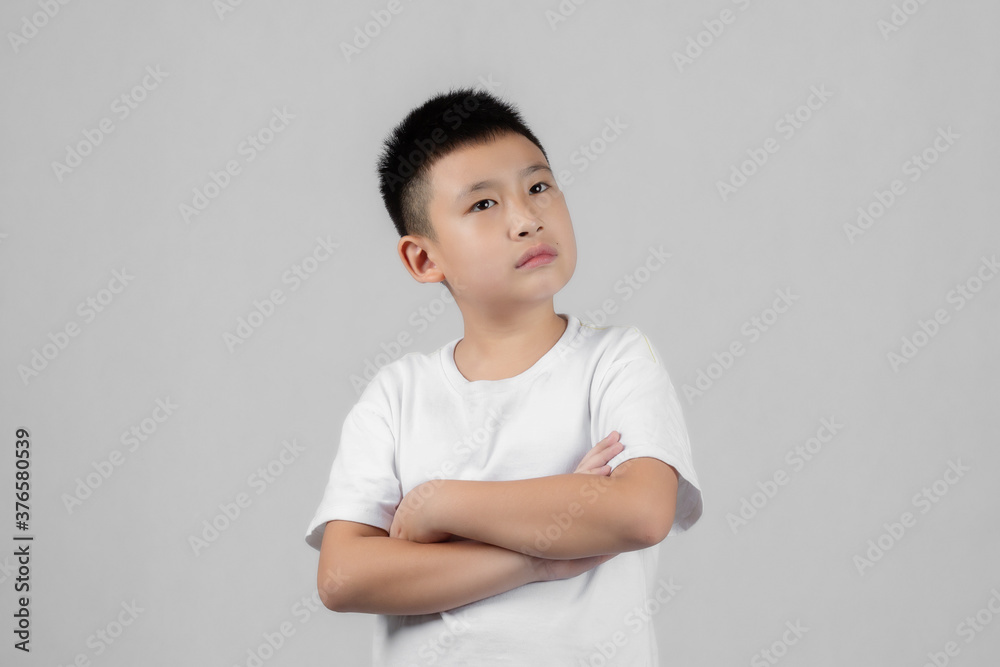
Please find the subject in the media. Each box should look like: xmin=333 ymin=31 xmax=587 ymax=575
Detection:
xmin=376 ymin=86 xmax=549 ymax=242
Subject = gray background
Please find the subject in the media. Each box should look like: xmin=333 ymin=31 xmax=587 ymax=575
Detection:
xmin=2 ymin=1 xmax=998 ymax=665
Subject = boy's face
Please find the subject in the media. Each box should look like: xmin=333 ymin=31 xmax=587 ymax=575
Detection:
xmin=400 ymin=131 xmax=577 ymax=312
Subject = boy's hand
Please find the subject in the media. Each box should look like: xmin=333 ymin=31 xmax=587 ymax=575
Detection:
xmin=573 ymin=431 xmax=623 ymax=475
xmin=389 ymin=481 xmax=452 ymax=543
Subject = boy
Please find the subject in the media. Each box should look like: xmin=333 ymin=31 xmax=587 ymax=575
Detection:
xmin=304 ymin=86 xmax=704 ymax=666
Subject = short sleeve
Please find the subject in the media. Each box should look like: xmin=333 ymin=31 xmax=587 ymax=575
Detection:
xmin=303 ymin=372 xmax=401 ymax=551
xmin=591 ymin=327 xmax=704 ymax=536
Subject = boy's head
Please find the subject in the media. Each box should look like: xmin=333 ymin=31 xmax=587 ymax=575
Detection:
xmin=376 ymin=87 xmax=576 ymax=309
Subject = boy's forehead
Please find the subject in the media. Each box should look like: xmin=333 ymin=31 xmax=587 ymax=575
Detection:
xmin=427 ymin=134 xmax=548 ymax=202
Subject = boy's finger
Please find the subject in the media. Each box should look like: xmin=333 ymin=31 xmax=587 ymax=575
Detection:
xmin=596 ymin=441 xmax=623 ymax=463
xmin=591 ymin=432 xmax=619 ymax=451
xmin=576 ymin=441 xmax=622 ymax=472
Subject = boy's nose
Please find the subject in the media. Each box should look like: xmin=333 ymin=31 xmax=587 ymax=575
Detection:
xmin=509 ymin=197 xmax=546 ymax=230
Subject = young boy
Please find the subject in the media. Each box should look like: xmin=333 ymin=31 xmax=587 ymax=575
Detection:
xmin=304 ymin=86 xmax=704 ymax=666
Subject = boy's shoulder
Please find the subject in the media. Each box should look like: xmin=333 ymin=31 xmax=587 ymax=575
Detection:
xmin=355 ymin=331 xmax=462 ymax=401
xmin=573 ymin=317 xmax=662 ymax=366
xmin=357 ymin=345 xmax=439 ymax=395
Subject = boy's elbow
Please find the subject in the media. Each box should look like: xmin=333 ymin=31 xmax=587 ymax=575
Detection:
xmin=607 ymin=506 xmax=672 ymax=551
xmin=318 ymin=563 xmax=355 ymax=612
xmin=635 ymin=512 xmax=673 ymax=548
xmin=318 ymin=520 xmax=395 ymax=612
xmin=625 ymin=504 xmax=674 ymax=549
xmin=318 ymin=568 xmax=342 ymax=611
xmin=318 ymin=548 xmax=358 ymax=612
xmin=318 ymin=578 xmax=339 ymax=612
xmin=320 ymin=588 xmax=347 ymax=613
xmin=611 ymin=458 xmax=679 ymax=548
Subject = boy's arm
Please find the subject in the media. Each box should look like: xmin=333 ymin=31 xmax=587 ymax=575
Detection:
xmin=318 ymin=520 xmax=614 ymax=615
xmin=390 ymin=434 xmax=679 ymax=559
xmin=320 ymin=435 xmax=625 ymax=615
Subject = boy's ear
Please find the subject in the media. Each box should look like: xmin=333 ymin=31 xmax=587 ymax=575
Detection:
xmin=397 ymin=235 xmax=443 ymax=284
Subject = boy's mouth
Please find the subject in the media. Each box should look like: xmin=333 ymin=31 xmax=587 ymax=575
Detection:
xmin=516 ymin=243 xmax=558 ymax=268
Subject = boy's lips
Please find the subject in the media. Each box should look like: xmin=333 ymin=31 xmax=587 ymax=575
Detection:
xmin=516 ymin=243 xmax=558 ymax=268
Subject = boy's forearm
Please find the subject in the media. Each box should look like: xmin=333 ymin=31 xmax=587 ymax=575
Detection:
xmin=324 ymin=535 xmax=537 ymax=615
xmin=426 ymin=474 xmax=653 ymax=559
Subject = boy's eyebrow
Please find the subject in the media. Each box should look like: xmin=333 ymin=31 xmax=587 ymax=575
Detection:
xmin=453 ymin=163 xmax=552 ymax=204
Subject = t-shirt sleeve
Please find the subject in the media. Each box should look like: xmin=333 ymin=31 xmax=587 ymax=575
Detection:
xmin=303 ymin=371 xmax=401 ymax=552
xmin=591 ymin=327 xmax=704 ymax=536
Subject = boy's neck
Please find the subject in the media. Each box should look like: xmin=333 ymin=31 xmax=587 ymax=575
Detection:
xmin=452 ymin=308 xmax=568 ymax=382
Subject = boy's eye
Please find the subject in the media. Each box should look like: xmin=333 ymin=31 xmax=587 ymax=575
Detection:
xmin=469 ymin=182 xmax=552 ymax=213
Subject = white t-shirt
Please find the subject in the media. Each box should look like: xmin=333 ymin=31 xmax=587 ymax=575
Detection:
xmin=305 ymin=313 xmax=703 ymax=666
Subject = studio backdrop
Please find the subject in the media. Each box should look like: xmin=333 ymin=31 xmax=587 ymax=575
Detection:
xmin=1 ymin=1 xmax=998 ymax=665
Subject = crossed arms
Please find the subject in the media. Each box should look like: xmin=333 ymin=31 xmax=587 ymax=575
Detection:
xmin=317 ymin=431 xmax=679 ymax=615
